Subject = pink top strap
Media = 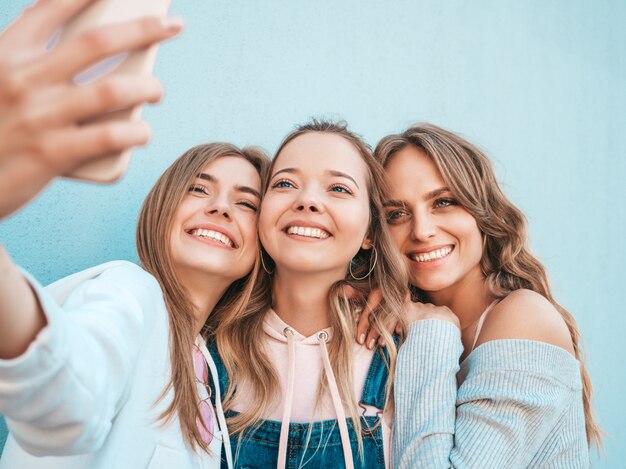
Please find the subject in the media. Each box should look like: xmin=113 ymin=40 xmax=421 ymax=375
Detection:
xmin=470 ymin=300 xmax=500 ymax=352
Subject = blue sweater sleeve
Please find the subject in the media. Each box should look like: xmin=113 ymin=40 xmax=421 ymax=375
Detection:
xmin=392 ymin=319 xmax=589 ymax=468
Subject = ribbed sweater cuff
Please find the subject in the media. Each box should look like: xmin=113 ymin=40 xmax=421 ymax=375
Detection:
xmin=399 ymin=319 xmax=463 ymax=379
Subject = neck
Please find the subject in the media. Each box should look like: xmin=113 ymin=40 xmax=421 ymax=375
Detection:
xmin=426 ymin=267 xmax=494 ymax=330
xmin=272 ymin=268 xmax=342 ymax=337
xmin=177 ymin=269 xmax=231 ymax=336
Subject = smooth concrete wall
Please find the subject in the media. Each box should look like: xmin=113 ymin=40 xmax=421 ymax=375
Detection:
xmin=1 ymin=1 xmax=624 ymax=464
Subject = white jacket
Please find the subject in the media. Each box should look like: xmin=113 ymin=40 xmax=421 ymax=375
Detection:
xmin=0 ymin=261 xmax=231 ymax=469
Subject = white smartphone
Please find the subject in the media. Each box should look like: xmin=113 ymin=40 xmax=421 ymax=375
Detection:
xmin=58 ymin=0 xmax=172 ymax=183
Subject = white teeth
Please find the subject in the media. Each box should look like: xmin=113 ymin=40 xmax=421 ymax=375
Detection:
xmin=286 ymin=226 xmax=330 ymax=239
xmin=190 ymin=229 xmax=234 ymax=247
xmin=410 ymin=246 xmax=453 ymax=263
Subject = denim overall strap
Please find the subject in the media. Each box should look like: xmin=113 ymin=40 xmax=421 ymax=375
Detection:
xmin=206 ymin=337 xmax=230 ymax=402
xmin=359 ymin=334 xmax=400 ymax=409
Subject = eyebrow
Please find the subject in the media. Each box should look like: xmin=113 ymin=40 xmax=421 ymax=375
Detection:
xmin=196 ymin=173 xmax=261 ymax=200
xmin=382 ymin=199 xmax=405 ymax=208
xmin=327 ymin=170 xmax=360 ymax=189
xmin=271 ymin=167 xmax=360 ymax=189
xmin=382 ymin=187 xmax=451 ymax=207
xmin=424 ymin=187 xmax=451 ymax=201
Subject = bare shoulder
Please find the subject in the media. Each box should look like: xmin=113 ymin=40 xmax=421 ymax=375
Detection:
xmin=475 ymin=289 xmax=575 ymax=355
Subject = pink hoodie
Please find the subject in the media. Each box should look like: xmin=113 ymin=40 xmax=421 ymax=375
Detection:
xmin=231 ymin=310 xmax=392 ymax=467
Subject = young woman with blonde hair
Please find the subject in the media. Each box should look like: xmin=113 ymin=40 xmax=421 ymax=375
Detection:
xmin=212 ymin=121 xmax=409 ymax=468
xmin=376 ymin=123 xmax=600 ymax=467
xmin=0 ymin=143 xmax=269 ymax=469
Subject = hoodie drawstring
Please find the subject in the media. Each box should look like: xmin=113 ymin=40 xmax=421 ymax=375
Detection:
xmin=318 ymin=331 xmax=354 ymax=469
xmin=276 ymin=328 xmax=354 ymax=469
xmin=278 ymin=327 xmax=296 ymax=469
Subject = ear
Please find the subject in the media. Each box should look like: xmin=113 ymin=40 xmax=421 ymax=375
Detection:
xmin=361 ymin=237 xmax=373 ymax=250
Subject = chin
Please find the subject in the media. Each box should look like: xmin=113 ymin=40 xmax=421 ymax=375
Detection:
xmin=276 ymin=259 xmax=338 ymax=274
xmin=410 ymin=275 xmax=452 ymax=294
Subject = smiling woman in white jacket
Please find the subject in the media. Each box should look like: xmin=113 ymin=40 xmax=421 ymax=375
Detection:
xmin=0 ymin=143 xmax=269 ymax=469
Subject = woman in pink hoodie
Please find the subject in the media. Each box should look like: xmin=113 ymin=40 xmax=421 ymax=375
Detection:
xmin=210 ymin=120 xmax=409 ymax=469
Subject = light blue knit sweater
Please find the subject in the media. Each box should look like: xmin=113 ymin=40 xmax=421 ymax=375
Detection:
xmin=393 ymin=320 xmax=590 ymax=468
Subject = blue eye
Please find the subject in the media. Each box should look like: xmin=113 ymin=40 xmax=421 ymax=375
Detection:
xmin=272 ymin=179 xmax=294 ymax=189
xmin=434 ymin=198 xmax=457 ymax=208
xmin=386 ymin=209 xmax=408 ymax=224
xmin=330 ymin=184 xmax=352 ymax=195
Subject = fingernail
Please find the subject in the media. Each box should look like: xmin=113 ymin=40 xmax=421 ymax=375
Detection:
xmin=368 ymin=338 xmax=376 ymax=350
xmin=358 ymin=334 xmax=365 ymax=345
xmin=163 ymin=16 xmax=185 ymax=32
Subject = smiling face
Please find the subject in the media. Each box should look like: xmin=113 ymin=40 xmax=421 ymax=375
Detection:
xmin=259 ymin=132 xmax=371 ymax=277
xmin=384 ymin=145 xmax=484 ymax=299
xmin=169 ymin=156 xmax=262 ymax=284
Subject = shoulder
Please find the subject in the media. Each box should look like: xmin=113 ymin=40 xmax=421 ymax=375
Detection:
xmin=475 ymin=289 xmax=575 ymax=355
xmin=47 ymin=260 xmax=163 ymax=309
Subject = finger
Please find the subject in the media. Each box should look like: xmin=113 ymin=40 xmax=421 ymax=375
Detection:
xmin=367 ymin=328 xmax=381 ymax=350
xmin=356 ymin=308 xmax=370 ymax=346
xmin=378 ymin=315 xmax=402 ymax=347
xmin=361 ymin=289 xmax=383 ymax=349
xmin=21 ymin=75 xmax=164 ymax=130
xmin=21 ymin=16 xmax=183 ymax=86
xmin=374 ymin=314 xmax=400 ymax=348
xmin=365 ymin=288 xmax=383 ymax=313
xmin=30 ymin=120 xmax=151 ymax=175
xmin=356 ymin=288 xmax=382 ymax=345
xmin=0 ymin=0 xmax=97 ymax=49
xmin=340 ymin=284 xmax=358 ymax=299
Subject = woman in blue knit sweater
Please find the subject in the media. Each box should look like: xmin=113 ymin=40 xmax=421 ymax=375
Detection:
xmin=375 ymin=124 xmax=601 ymax=468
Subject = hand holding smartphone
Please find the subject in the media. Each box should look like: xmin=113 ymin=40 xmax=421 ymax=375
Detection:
xmin=59 ymin=0 xmax=173 ymax=182
xmin=0 ymin=0 xmax=182 ymax=219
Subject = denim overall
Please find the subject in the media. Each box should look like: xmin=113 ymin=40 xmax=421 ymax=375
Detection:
xmin=207 ymin=341 xmax=390 ymax=469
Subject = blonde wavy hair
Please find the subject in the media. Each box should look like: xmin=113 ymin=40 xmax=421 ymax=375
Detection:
xmin=375 ymin=123 xmax=602 ymax=448
xmin=216 ymin=120 xmax=409 ymax=457
xmin=136 ymin=143 xmax=270 ymax=452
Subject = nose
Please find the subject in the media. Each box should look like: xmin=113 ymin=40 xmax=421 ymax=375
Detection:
xmin=411 ymin=209 xmax=436 ymax=241
xmin=293 ymin=188 xmax=323 ymax=213
xmin=205 ymin=194 xmax=231 ymax=220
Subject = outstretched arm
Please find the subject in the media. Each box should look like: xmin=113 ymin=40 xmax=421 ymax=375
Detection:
xmin=0 ymin=0 xmax=183 ymax=219
xmin=0 ymin=261 xmax=155 ymax=455
xmin=0 ymin=246 xmax=46 ymax=359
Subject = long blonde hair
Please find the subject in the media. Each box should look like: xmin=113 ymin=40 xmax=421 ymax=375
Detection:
xmin=375 ymin=123 xmax=602 ymax=448
xmin=217 ymin=121 xmax=409 ymax=455
xmin=136 ymin=143 xmax=270 ymax=452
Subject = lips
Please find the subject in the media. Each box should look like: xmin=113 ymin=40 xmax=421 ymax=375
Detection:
xmin=408 ymin=245 xmax=454 ymax=263
xmin=187 ymin=225 xmax=237 ymax=248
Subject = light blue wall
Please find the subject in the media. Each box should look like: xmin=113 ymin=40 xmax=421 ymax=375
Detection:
xmin=1 ymin=0 xmax=624 ymax=464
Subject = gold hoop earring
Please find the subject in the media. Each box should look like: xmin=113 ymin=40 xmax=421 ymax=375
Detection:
xmin=349 ymin=246 xmax=378 ymax=281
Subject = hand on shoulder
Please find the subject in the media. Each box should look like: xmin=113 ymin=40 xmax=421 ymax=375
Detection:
xmin=405 ymin=301 xmax=460 ymax=329
xmin=475 ymin=289 xmax=575 ymax=355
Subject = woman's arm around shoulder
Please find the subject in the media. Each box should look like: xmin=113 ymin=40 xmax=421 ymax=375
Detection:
xmin=392 ymin=291 xmax=587 ymax=468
